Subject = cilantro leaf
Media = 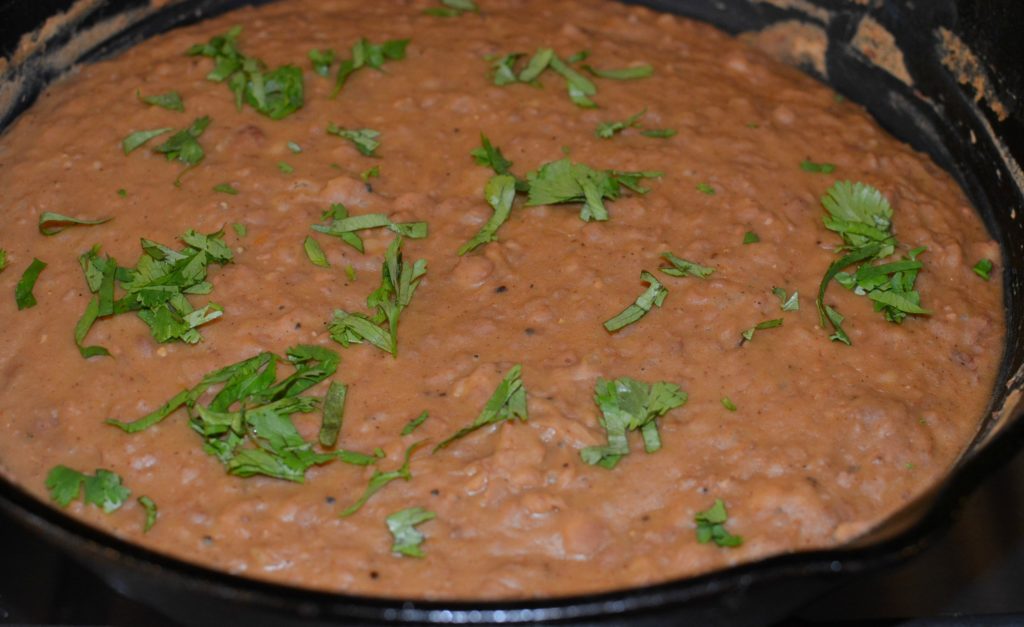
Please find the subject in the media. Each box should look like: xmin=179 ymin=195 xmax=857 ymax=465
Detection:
xmin=309 ymin=48 xmax=336 ymax=76
xmin=326 ymin=124 xmax=380 ymax=156
xmin=401 ymin=410 xmax=429 ymax=436
xmin=15 ymin=258 xmax=46 ymax=310
xmin=340 ymin=441 xmax=426 ymax=516
xmin=800 ymin=159 xmax=836 ymax=174
xmin=214 ymin=182 xmax=239 ymax=195
xmin=695 ymin=499 xmax=743 ymax=547
xmin=596 ymin=109 xmax=645 ymax=139
xmin=639 ymin=128 xmax=677 ymax=138
xmin=45 ymin=466 xmax=131 ymax=514
xmin=603 ymin=271 xmax=668 ymax=332
xmin=386 ymin=507 xmax=436 ymax=557
xmin=490 ymin=53 xmax=523 ymax=86
xmin=581 ymin=64 xmax=654 ymax=80
xmin=771 ymin=287 xmax=800 ymax=312
xmin=549 ymin=55 xmax=597 ymax=108
xmin=0 ymin=249 xmax=7 ymax=273
xmin=425 ymin=0 xmax=478 ymax=17
xmin=741 ymin=318 xmax=783 ymax=343
xmin=580 ymin=377 xmax=687 ymax=469
xmin=312 ymin=203 xmax=428 ymax=253
xmin=332 ymin=38 xmax=409 ymax=97
xmin=973 ymin=258 xmax=993 ymax=281
xmin=319 ymin=381 xmax=347 ymax=447
xmin=138 ymin=90 xmax=185 ymax=112
xmin=821 ymin=180 xmax=895 ymax=256
xmin=659 ymin=252 xmax=714 ymax=279
xmin=122 ymin=127 xmax=172 ymax=154
xmin=328 ymin=236 xmax=427 ymax=356
xmin=743 ymin=230 xmax=760 ymax=244
xmin=434 ymin=365 xmax=528 ymax=451
xmin=303 ymin=236 xmax=330 ymax=267
xmin=471 ymin=133 xmax=515 ymax=176
xmin=721 ymin=397 xmax=737 ymax=411
xmin=525 ymin=158 xmax=660 ymax=222
xmin=696 ymin=182 xmax=715 ymax=195
xmin=38 ymin=212 xmax=112 ymax=236
xmin=154 ymin=115 xmax=211 ymax=172
xmin=459 ymin=174 xmax=517 ymax=255
xmin=138 ymin=495 xmax=158 ymax=532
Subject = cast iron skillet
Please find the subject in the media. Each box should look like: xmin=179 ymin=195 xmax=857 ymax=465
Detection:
xmin=1 ymin=0 xmax=1023 ymax=624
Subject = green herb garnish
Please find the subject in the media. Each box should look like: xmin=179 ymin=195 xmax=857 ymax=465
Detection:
xmin=401 ymin=410 xmax=430 ymax=436
xmin=304 ymin=236 xmax=330 ymax=267
xmin=232 ymin=223 xmax=247 ymax=237
xmin=15 ymin=258 xmax=46 ymax=310
xmin=122 ymin=127 xmax=173 ymax=154
xmin=741 ymin=318 xmax=783 ymax=343
xmin=326 ymin=124 xmax=380 ymax=156
xmin=45 ymin=466 xmax=131 ymax=513
xmin=308 ymin=48 xmax=336 ymax=77
xmin=153 ymin=115 xmax=211 ymax=178
xmin=287 ymin=141 xmax=303 ymax=154
xmin=580 ymin=377 xmax=687 ymax=469
xmin=312 ymin=203 xmax=427 ymax=253
xmin=341 ymin=440 xmax=426 ymax=516
xmin=117 ymin=188 xmax=128 ymax=198
xmin=471 ymin=133 xmax=516 ymax=177
xmin=328 ymin=236 xmax=427 ymax=356
xmin=332 ymin=38 xmax=410 ymax=97
xmin=800 ymin=159 xmax=836 ymax=174
xmin=386 ymin=507 xmax=436 ymax=557
xmin=38 ymin=212 xmax=112 ymax=236
xmin=659 ymin=252 xmax=714 ymax=279
xmin=743 ymin=231 xmax=760 ymax=244
xmin=459 ymin=174 xmax=517 ymax=255
xmin=188 ymin=27 xmax=304 ymax=119
xmin=640 ymin=128 xmax=677 ymax=138
xmin=581 ymin=63 xmax=654 ymax=80
xmin=490 ymin=48 xmax=648 ymax=108
xmin=319 ymin=381 xmax=347 ymax=447
xmin=138 ymin=495 xmax=158 ymax=532
xmin=278 ymin=161 xmax=294 ymax=174
xmin=138 ymin=90 xmax=185 ymax=112
xmin=721 ymin=397 xmax=737 ymax=411
xmin=771 ymin=287 xmax=800 ymax=312
xmin=0 ymin=250 xmax=7 ymax=272
xmin=526 ymin=158 xmax=660 ymax=222
xmin=361 ymin=165 xmax=380 ymax=182
xmin=696 ymin=182 xmax=715 ymax=195
xmin=424 ymin=0 xmax=478 ymax=17
xmin=695 ymin=499 xmax=743 ymax=547
xmin=213 ymin=182 xmax=239 ymax=195
xmin=596 ymin=109 xmax=645 ymax=139
xmin=604 ymin=271 xmax=668 ymax=333
xmin=434 ymin=365 xmax=527 ymax=451
xmin=973 ymin=258 xmax=993 ymax=281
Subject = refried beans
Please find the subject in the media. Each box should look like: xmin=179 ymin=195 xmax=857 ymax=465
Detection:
xmin=0 ymin=0 xmax=1004 ymax=600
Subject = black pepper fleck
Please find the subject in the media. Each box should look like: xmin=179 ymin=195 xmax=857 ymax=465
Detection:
xmin=525 ymin=327 xmax=536 ymax=336
xmin=495 ymin=285 xmax=508 ymax=293
xmin=325 ymin=496 xmax=336 ymax=505
xmin=370 ymin=571 xmax=380 ymax=580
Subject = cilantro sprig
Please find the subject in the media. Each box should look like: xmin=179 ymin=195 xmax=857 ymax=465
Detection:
xmin=695 ymin=499 xmax=743 ymax=547
xmin=38 ymin=212 xmax=112 ymax=236
xmin=332 ymin=38 xmax=410 ymax=97
xmin=386 ymin=507 xmax=436 ymax=557
xmin=46 ymin=466 xmax=131 ymax=513
xmin=458 ymin=174 xmax=517 ymax=255
xmin=596 ymin=108 xmax=675 ymax=140
xmin=526 ymin=158 xmax=661 ymax=222
xmin=312 ymin=203 xmax=427 ymax=253
xmin=341 ymin=440 xmax=426 ymax=516
xmin=581 ymin=377 xmax=687 ymax=469
xmin=326 ymin=124 xmax=381 ymax=156
xmin=425 ymin=0 xmax=478 ymax=17
xmin=434 ymin=365 xmax=528 ymax=451
xmin=604 ymin=271 xmax=668 ymax=333
xmin=15 ymin=258 xmax=46 ymax=310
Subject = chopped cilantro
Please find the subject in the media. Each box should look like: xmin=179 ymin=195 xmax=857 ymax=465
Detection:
xmin=213 ymin=182 xmax=238 ymax=195
xmin=525 ymin=158 xmax=661 ymax=221
xmin=639 ymin=128 xmax=677 ymax=138
xmin=659 ymin=252 xmax=714 ymax=279
xmin=771 ymin=287 xmax=800 ymax=312
xmin=603 ymin=271 xmax=668 ymax=332
xmin=581 ymin=377 xmax=687 ymax=469
xmin=821 ymin=180 xmax=895 ymax=256
xmin=361 ymin=165 xmax=380 ymax=182
xmin=326 ymin=124 xmax=380 ymax=156
xmin=232 ymin=223 xmax=247 ymax=237
xmin=743 ymin=230 xmax=760 ymax=244
xmin=287 ymin=141 xmax=303 ymax=153
xmin=340 ymin=441 xmax=426 ymax=516
xmin=696 ymin=182 xmax=715 ymax=195
xmin=122 ymin=127 xmax=173 ymax=154
xmin=328 ymin=236 xmax=427 ymax=356
xmin=75 ymin=229 xmax=232 ymax=353
xmin=721 ymin=397 xmax=737 ymax=411
xmin=188 ymin=27 xmax=304 ymax=119
xmin=434 ymin=365 xmax=528 ymax=451
xmin=424 ymin=0 xmax=478 ymax=16
xmin=386 ymin=507 xmax=436 ymax=557
xmin=401 ymin=410 xmax=430 ymax=436
xmin=153 ymin=116 xmax=211 ymax=179
xmin=15 ymin=258 xmax=46 ymax=310
xmin=308 ymin=48 xmax=336 ymax=77
xmin=695 ymin=499 xmax=743 ymax=547
xmin=741 ymin=318 xmax=784 ymax=343
xmin=801 ymin=159 xmax=836 ymax=174
xmin=303 ymin=236 xmax=330 ymax=267
xmin=0 ymin=250 xmax=6 ymax=273
xmin=973 ymin=258 xmax=993 ymax=281
xmin=596 ymin=109 xmax=645 ymax=139
xmin=333 ymin=38 xmax=409 ymax=97
xmin=138 ymin=90 xmax=185 ymax=112
xmin=581 ymin=63 xmax=654 ymax=80
xmin=319 ymin=381 xmax=347 ymax=447
xmin=312 ymin=203 xmax=427 ymax=253
xmin=45 ymin=466 xmax=131 ymax=513
xmin=471 ymin=133 xmax=516 ymax=177
xmin=38 ymin=212 xmax=112 ymax=236
xmin=278 ymin=161 xmax=294 ymax=174
xmin=490 ymin=48 xmax=646 ymax=108
xmin=345 ymin=265 xmax=357 ymax=281
xmin=138 ymin=496 xmax=158 ymax=532
xmin=458 ymin=174 xmax=517 ymax=255
xmin=117 ymin=188 xmax=128 ymax=198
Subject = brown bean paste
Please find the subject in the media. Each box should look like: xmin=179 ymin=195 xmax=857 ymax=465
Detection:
xmin=0 ymin=0 xmax=1003 ymax=600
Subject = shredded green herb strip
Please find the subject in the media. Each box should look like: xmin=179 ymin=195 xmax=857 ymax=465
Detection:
xmin=696 ymin=182 xmax=715 ymax=195
xmin=973 ymin=258 xmax=994 ymax=281
xmin=581 ymin=377 xmax=687 ymax=469
xmin=526 ymin=158 xmax=661 ymax=222
xmin=640 ymin=128 xmax=677 ymax=138
xmin=595 ymin=108 xmax=675 ymax=140
xmin=424 ymin=0 xmax=478 ymax=16
xmin=771 ymin=287 xmax=800 ymax=312
xmin=188 ymin=26 xmax=304 ymax=120
xmin=309 ymin=48 xmax=335 ymax=77
xmin=386 ymin=507 xmax=436 ymax=557
xmin=434 ymin=365 xmax=528 ymax=452
xmin=38 ymin=212 xmax=112 ymax=236
xmin=117 ymin=188 xmax=128 ymax=198
xmin=800 ymin=159 xmax=836 ymax=174
xmin=0 ymin=250 xmax=7 ymax=273
xmin=361 ymin=165 xmax=380 ymax=182
xmin=108 ymin=345 xmax=375 ymax=482
xmin=332 ymin=38 xmax=410 ymax=97
xmin=490 ymin=48 xmax=651 ymax=108
xmin=401 ymin=410 xmax=430 ymax=436
xmin=326 ymin=124 xmax=380 ymax=156
xmin=659 ymin=252 xmax=715 ymax=279
xmin=45 ymin=466 xmax=131 ymax=513
xmin=304 ymin=236 xmax=330 ymax=267
xmin=122 ymin=127 xmax=173 ymax=154
xmin=741 ymin=318 xmax=784 ymax=343
xmin=138 ymin=496 xmax=158 ymax=532
xmin=459 ymin=174 xmax=517 ymax=255
xmin=471 ymin=133 xmax=517 ymax=179
xmin=695 ymin=499 xmax=743 ymax=547
xmin=341 ymin=440 xmax=426 ymax=516
xmin=138 ymin=90 xmax=185 ymax=112
xmin=721 ymin=397 xmax=737 ymax=411
xmin=816 ymin=181 xmax=930 ymax=344
xmin=151 ymin=116 xmax=212 ymax=181
xmin=232 ymin=223 xmax=247 ymax=237
xmin=15 ymin=258 xmax=47 ymax=310
xmin=287 ymin=141 xmax=303 ymax=154
xmin=278 ymin=161 xmax=295 ymax=174
xmin=604 ymin=271 xmax=668 ymax=332
xmin=214 ymin=182 xmax=239 ymax=195
xmin=75 ymin=229 xmax=232 ymax=356
xmin=743 ymin=230 xmax=760 ymax=244
xmin=319 ymin=381 xmax=347 ymax=447
xmin=329 ymin=236 xmax=427 ymax=356
xmin=312 ymin=203 xmax=427 ymax=253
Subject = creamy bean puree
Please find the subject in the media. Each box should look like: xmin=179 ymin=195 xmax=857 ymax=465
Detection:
xmin=0 ymin=0 xmax=1004 ymax=600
